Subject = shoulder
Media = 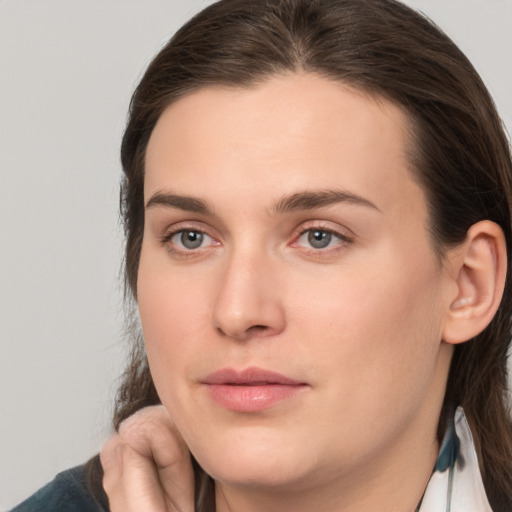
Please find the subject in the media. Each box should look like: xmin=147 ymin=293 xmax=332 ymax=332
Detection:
xmin=9 ymin=464 xmax=108 ymax=512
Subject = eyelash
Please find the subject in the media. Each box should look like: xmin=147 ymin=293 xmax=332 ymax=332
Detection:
xmin=160 ymin=223 xmax=353 ymax=257
xmin=291 ymin=224 xmax=353 ymax=254
xmin=160 ymin=225 xmax=219 ymax=257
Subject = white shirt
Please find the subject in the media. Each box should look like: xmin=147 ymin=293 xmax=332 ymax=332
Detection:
xmin=419 ymin=407 xmax=493 ymax=512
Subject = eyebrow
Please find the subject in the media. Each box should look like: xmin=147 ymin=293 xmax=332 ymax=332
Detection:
xmin=145 ymin=189 xmax=380 ymax=215
xmin=146 ymin=192 xmax=213 ymax=214
xmin=272 ymin=189 xmax=380 ymax=214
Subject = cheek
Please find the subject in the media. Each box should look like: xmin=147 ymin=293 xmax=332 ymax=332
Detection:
xmin=136 ymin=250 xmax=212 ymax=395
xmin=291 ymin=251 xmax=445 ymax=416
xmin=138 ymin=241 xmax=214 ymax=336
xmin=294 ymin=250 xmax=441 ymax=341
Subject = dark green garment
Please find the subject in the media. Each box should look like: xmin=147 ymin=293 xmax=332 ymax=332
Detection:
xmin=10 ymin=464 xmax=108 ymax=512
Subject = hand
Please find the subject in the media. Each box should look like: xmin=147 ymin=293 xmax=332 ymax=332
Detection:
xmin=100 ymin=405 xmax=195 ymax=512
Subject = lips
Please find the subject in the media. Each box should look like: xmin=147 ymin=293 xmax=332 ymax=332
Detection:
xmin=202 ymin=367 xmax=308 ymax=412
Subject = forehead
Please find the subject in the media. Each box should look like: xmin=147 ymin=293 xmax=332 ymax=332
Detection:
xmin=144 ymin=73 xmax=423 ymax=218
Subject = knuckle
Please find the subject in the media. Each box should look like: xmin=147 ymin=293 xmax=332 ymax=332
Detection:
xmin=100 ymin=436 xmax=121 ymax=468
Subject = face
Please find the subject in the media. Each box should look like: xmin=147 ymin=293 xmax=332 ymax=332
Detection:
xmin=138 ymin=74 xmax=454 ymax=497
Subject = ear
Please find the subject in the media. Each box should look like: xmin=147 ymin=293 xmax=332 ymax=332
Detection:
xmin=442 ymin=220 xmax=507 ymax=345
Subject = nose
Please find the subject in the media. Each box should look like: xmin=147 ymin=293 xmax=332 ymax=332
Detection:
xmin=212 ymin=250 xmax=286 ymax=341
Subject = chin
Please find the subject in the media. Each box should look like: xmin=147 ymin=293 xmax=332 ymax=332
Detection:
xmin=190 ymin=432 xmax=317 ymax=490
xmin=205 ymin=459 xmax=311 ymax=491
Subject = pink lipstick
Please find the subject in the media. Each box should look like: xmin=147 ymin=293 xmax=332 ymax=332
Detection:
xmin=202 ymin=367 xmax=308 ymax=412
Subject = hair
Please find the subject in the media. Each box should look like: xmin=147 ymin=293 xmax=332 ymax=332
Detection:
xmin=87 ymin=1 xmax=512 ymax=510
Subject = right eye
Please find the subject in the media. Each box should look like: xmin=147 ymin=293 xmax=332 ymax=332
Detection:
xmin=169 ymin=229 xmax=214 ymax=250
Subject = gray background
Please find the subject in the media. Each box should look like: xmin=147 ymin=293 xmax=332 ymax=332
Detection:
xmin=1 ymin=1 xmax=511 ymax=509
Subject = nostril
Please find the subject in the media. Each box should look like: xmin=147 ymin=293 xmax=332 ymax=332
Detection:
xmin=216 ymin=323 xmax=270 ymax=340
xmin=251 ymin=325 xmax=267 ymax=331
xmin=247 ymin=325 xmax=270 ymax=336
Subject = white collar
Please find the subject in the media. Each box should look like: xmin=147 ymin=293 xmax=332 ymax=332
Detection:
xmin=418 ymin=407 xmax=492 ymax=512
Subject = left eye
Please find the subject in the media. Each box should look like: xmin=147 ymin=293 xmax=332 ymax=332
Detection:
xmin=171 ymin=230 xmax=212 ymax=250
xmin=296 ymin=229 xmax=346 ymax=250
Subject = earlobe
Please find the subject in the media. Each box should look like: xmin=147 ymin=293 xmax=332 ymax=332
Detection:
xmin=442 ymin=221 xmax=507 ymax=345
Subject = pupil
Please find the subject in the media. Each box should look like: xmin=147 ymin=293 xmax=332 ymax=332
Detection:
xmin=181 ymin=230 xmax=203 ymax=249
xmin=308 ymin=230 xmax=331 ymax=249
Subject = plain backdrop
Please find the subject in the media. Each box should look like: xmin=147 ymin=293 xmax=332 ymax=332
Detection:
xmin=1 ymin=1 xmax=511 ymax=509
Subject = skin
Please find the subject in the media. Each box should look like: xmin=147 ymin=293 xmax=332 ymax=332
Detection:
xmin=137 ymin=73 xmax=459 ymax=512
xmin=101 ymin=406 xmax=195 ymax=512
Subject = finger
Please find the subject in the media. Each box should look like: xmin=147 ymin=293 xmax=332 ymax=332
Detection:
xmin=102 ymin=434 xmax=177 ymax=512
xmin=104 ymin=405 xmax=195 ymax=512
xmin=119 ymin=406 xmax=195 ymax=511
xmin=100 ymin=436 xmax=130 ymax=511
xmin=119 ymin=406 xmax=187 ymax=464
xmin=118 ymin=443 xmax=170 ymax=512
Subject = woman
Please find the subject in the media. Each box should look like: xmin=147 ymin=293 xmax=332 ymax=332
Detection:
xmin=12 ymin=0 xmax=512 ymax=511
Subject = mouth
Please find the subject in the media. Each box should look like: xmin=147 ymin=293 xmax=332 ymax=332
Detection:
xmin=201 ymin=367 xmax=309 ymax=412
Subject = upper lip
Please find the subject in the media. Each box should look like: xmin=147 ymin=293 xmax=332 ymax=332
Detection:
xmin=202 ymin=367 xmax=306 ymax=386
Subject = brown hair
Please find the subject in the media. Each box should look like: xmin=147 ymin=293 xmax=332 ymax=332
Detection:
xmin=95 ymin=0 xmax=512 ymax=510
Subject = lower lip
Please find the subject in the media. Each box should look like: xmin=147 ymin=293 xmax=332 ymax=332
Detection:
xmin=204 ymin=384 xmax=307 ymax=412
